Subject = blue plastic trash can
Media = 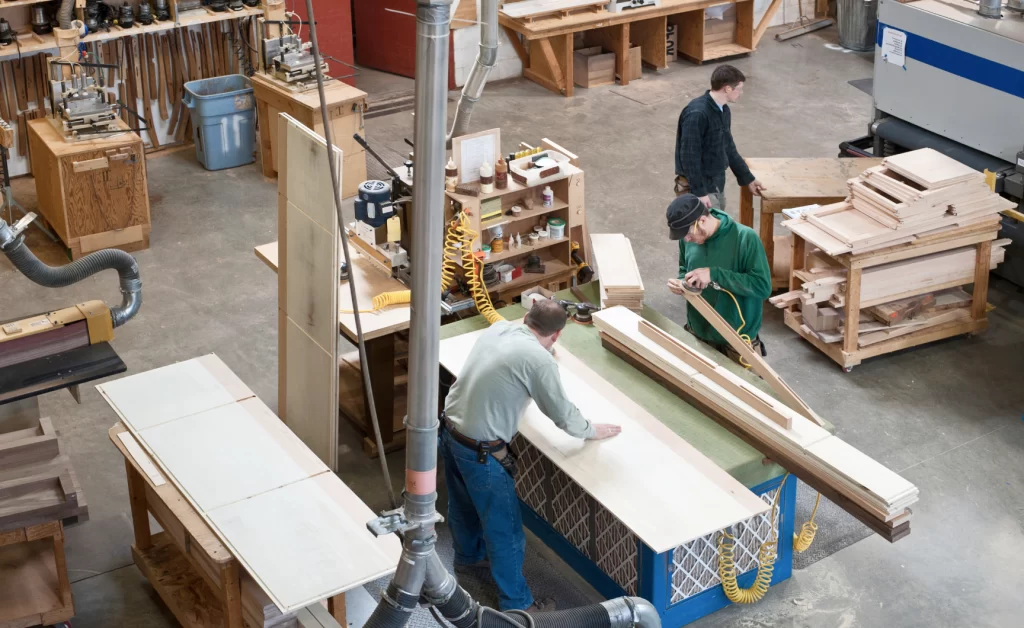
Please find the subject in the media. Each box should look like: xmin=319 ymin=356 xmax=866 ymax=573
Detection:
xmin=183 ymin=75 xmax=256 ymax=171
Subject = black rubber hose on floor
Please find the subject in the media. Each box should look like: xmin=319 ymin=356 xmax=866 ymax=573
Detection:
xmin=1 ymin=235 xmax=142 ymax=328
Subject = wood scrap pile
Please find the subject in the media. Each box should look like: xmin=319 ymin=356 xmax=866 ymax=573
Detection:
xmin=770 ymin=241 xmax=1007 ymax=347
xmin=782 ymin=148 xmax=1014 ymax=256
xmin=0 ymin=418 xmax=87 ymax=532
xmin=590 ymin=233 xmax=644 ymax=312
xmin=593 ymin=306 xmax=917 ymax=541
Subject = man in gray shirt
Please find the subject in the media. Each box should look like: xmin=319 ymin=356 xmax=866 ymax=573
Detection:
xmin=440 ymin=300 xmax=620 ymax=613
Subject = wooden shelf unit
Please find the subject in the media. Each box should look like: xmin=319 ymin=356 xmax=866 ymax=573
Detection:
xmin=444 ymin=157 xmax=586 ymax=300
xmin=784 ymin=223 xmax=996 ymax=370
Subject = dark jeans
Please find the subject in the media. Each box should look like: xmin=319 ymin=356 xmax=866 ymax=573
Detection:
xmin=439 ymin=430 xmax=533 ymax=611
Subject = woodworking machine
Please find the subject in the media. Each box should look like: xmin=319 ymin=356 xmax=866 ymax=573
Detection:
xmin=853 ymin=0 xmax=1024 ymax=285
xmin=49 ymin=66 xmax=120 ymax=140
xmin=606 ymin=0 xmax=661 ymax=12
xmin=261 ymin=21 xmax=330 ymax=88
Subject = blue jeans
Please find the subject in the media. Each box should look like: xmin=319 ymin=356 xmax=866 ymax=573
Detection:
xmin=439 ymin=430 xmax=533 ymax=611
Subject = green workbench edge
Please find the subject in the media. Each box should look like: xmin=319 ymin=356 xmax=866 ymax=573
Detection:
xmin=440 ymin=283 xmax=834 ymax=489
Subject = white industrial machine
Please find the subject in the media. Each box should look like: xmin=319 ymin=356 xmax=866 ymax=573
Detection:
xmin=49 ymin=67 xmax=121 ymax=140
xmin=606 ymin=0 xmax=660 ymax=12
xmin=261 ymin=19 xmax=330 ymax=88
xmin=861 ymin=0 xmax=1024 ymax=283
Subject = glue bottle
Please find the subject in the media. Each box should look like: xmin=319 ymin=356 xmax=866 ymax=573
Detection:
xmin=542 ymin=186 xmax=553 ymax=208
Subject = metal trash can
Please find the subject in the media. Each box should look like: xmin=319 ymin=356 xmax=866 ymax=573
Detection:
xmin=838 ymin=0 xmax=878 ymax=52
xmin=183 ymin=75 xmax=256 ymax=171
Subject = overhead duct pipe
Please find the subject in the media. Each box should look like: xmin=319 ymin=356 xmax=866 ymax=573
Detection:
xmin=447 ymin=0 xmax=500 ymax=143
xmin=57 ymin=0 xmax=75 ymax=29
xmin=977 ymin=0 xmax=1003 ymax=18
xmin=0 ymin=218 xmax=143 ymax=328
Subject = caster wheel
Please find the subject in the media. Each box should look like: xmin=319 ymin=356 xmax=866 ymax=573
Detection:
xmin=842 ymin=366 xmax=853 ymax=373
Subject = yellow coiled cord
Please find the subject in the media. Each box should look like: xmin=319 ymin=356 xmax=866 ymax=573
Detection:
xmin=793 ymin=491 xmax=821 ymax=553
xmin=442 ymin=213 xmax=504 ymax=325
xmin=717 ymin=286 xmax=754 ymax=370
xmin=717 ymin=472 xmax=785 ymax=604
xmin=339 ymin=290 xmax=411 ymax=315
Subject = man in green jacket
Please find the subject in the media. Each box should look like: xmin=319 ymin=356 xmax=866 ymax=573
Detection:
xmin=665 ymin=194 xmax=772 ymax=360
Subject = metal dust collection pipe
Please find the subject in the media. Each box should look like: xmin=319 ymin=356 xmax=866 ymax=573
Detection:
xmin=447 ymin=0 xmax=499 ymax=143
xmin=977 ymin=0 xmax=1003 ymax=18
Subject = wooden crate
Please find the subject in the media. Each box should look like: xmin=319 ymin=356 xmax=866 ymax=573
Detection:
xmin=28 ymin=118 xmax=151 ymax=260
xmin=572 ymin=46 xmax=615 ymax=87
xmin=251 ymin=73 xmax=368 ymax=198
xmin=0 ymin=521 xmax=74 ymax=628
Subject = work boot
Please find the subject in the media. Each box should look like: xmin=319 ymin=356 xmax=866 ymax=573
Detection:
xmin=525 ymin=598 xmax=557 ymax=615
xmin=452 ymin=558 xmax=490 ymax=578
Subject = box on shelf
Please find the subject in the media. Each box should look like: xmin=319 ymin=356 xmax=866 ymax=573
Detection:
xmin=521 ymin=286 xmax=556 ymax=309
xmin=509 ymin=150 xmax=570 ymax=186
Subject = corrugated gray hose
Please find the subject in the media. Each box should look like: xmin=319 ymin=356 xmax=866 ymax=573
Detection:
xmin=58 ymin=0 xmax=75 ymax=30
xmin=1 ymin=235 xmax=142 ymax=328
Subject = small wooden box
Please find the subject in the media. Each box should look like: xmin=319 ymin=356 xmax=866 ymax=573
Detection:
xmin=573 ymin=46 xmax=616 ymax=88
xmin=28 ymin=118 xmax=151 ymax=260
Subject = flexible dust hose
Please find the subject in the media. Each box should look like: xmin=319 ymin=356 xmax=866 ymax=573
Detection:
xmin=58 ymin=0 xmax=75 ymax=29
xmin=1 ymin=236 xmax=142 ymax=328
xmin=447 ymin=0 xmax=499 ymax=143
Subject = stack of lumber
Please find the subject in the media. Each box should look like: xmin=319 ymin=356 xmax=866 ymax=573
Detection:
xmin=770 ymin=240 xmax=1007 ymax=346
xmin=500 ymin=0 xmax=608 ymax=22
xmin=593 ymin=306 xmax=917 ymax=541
xmin=590 ymin=233 xmax=645 ymax=312
xmin=0 ymin=418 xmax=87 ymax=532
xmin=782 ymin=148 xmax=1014 ymax=256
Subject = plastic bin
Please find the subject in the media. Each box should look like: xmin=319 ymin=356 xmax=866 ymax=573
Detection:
xmin=183 ymin=75 xmax=256 ymax=171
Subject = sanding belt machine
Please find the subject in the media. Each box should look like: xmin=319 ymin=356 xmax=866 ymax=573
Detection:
xmin=853 ymin=0 xmax=1024 ymax=285
xmin=0 ymin=210 xmax=142 ymax=406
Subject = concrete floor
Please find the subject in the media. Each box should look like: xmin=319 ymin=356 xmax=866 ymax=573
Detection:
xmin=3 ymin=26 xmax=1024 ymax=628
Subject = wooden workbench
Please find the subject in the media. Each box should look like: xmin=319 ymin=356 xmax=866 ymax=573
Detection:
xmin=109 ymin=423 xmax=348 ymax=628
xmin=500 ymin=0 xmax=782 ymax=97
xmin=255 ymin=241 xmax=411 ymax=456
xmin=740 ymin=158 xmax=883 ymax=289
xmin=251 ymin=74 xmax=367 ymax=198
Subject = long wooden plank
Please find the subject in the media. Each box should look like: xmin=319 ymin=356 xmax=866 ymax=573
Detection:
xmin=97 ymin=356 xmax=402 ymax=613
xmin=500 ymin=0 xmax=607 ymax=19
xmin=438 ymin=324 xmax=770 ymax=554
xmin=593 ymin=308 xmax=918 ymax=526
xmin=680 ymin=290 xmax=826 ymax=426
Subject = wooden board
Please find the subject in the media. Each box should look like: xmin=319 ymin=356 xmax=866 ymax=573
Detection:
xmin=680 ymin=290 xmax=825 ymax=426
xmin=883 ymin=148 xmax=984 ymax=189
xmin=278 ymin=114 xmax=342 ymax=470
xmin=97 ymin=357 xmax=402 ymax=613
xmin=438 ymin=325 xmax=770 ymax=554
xmin=500 ymin=0 xmax=608 ymax=20
xmin=590 ymin=233 xmax=644 ymax=312
xmin=746 ymin=157 xmax=883 ymax=202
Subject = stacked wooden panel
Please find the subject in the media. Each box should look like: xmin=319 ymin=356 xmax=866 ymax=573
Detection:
xmin=593 ymin=307 xmax=917 ymax=541
xmin=591 ymin=233 xmax=645 ymax=312
xmin=782 ymin=148 xmax=1014 ymax=256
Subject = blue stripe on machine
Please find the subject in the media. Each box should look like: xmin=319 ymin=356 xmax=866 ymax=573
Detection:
xmin=876 ymin=21 xmax=1024 ymax=100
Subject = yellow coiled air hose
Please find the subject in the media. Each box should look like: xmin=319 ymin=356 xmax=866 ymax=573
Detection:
xmin=717 ymin=286 xmax=754 ymax=370
xmin=717 ymin=472 xmax=786 ymax=604
xmin=339 ymin=290 xmax=411 ymax=315
xmin=442 ymin=213 xmax=504 ymax=325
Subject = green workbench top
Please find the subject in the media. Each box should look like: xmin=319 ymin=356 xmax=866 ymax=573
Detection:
xmin=440 ymin=283 xmax=828 ymax=489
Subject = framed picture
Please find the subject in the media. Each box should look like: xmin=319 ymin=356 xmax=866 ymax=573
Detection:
xmin=452 ymin=128 xmax=501 ymax=185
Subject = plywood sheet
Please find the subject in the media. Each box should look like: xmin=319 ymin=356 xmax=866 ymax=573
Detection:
xmin=439 ymin=325 xmax=769 ymax=554
xmin=138 ymin=399 xmax=329 ymax=511
xmin=883 ymin=148 xmax=983 ymax=189
xmin=96 ymin=355 xmax=254 ymax=431
xmin=207 ymin=474 xmax=399 ymax=612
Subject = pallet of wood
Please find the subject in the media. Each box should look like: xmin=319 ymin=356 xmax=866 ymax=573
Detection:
xmin=775 ymin=218 xmax=1002 ymax=370
xmin=593 ymin=307 xmax=917 ymax=542
xmin=782 ymin=148 xmax=1014 ymax=256
xmin=590 ymin=233 xmax=644 ymax=312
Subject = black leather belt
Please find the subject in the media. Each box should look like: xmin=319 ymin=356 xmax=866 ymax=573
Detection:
xmin=441 ymin=414 xmax=517 ymax=476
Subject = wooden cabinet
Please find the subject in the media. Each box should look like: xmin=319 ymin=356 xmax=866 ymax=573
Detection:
xmin=28 ymin=118 xmax=151 ymax=260
xmin=251 ymin=73 xmax=368 ymax=198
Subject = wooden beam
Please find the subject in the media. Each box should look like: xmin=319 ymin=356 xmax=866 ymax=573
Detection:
xmin=502 ymin=26 xmax=530 ymax=65
xmin=681 ymin=290 xmax=825 ymax=426
xmin=753 ymin=0 xmax=784 ymax=48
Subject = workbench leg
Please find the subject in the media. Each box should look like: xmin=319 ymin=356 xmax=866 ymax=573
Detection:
xmin=328 ymin=594 xmax=347 ymax=624
xmin=221 ymin=562 xmax=244 ymax=628
xmin=616 ymin=23 xmax=631 ymax=86
xmin=842 ymin=268 xmax=862 ymax=355
xmin=523 ymin=37 xmax=568 ymax=96
xmin=52 ymin=524 xmax=73 ymax=609
xmin=972 ymin=240 xmax=991 ymax=321
xmin=739 ymin=186 xmax=754 ymax=228
xmin=759 ymin=202 xmax=775 ymax=283
xmin=125 ymin=461 xmax=152 ymax=551
xmin=502 ymin=27 xmax=530 ymax=66
xmin=561 ymin=34 xmax=574 ymax=98
xmin=365 ymin=334 xmax=396 ymax=444
xmin=257 ymin=98 xmax=274 ymax=178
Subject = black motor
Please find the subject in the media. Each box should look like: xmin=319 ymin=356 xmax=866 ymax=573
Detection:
xmin=31 ymin=6 xmax=53 ymax=36
xmin=0 ymin=18 xmax=14 ymax=47
xmin=118 ymin=5 xmax=135 ymax=28
xmin=153 ymin=0 xmax=171 ymax=21
xmin=137 ymin=2 xmax=154 ymax=25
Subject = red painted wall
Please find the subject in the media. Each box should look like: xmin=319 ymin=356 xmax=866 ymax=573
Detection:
xmin=287 ymin=0 xmax=356 ymax=86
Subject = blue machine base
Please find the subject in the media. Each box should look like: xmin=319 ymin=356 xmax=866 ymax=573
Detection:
xmin=521 ymin=474 xmax=796 ymax=626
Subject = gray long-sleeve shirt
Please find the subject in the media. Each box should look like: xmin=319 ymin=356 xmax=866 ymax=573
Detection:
xmin=443 ymin=322 xmax=596 ymax=443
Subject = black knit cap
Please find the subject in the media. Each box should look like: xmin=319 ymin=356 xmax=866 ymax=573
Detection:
xmin=666 ymin=194 xmax=708 ymax=241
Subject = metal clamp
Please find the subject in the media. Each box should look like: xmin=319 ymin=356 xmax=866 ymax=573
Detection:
xmin=367 ymin=507 xmax=444 ymax=538
xmin=9 ymin=212 xmax=37 ymax=239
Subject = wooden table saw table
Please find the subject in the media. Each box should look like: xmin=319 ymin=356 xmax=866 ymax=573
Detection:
xmin=439 ymin=282 xmax=820 ymax=626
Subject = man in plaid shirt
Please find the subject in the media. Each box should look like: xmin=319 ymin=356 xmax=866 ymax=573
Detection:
xmin=674 ymin=65 xmax=765 ymax=211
